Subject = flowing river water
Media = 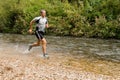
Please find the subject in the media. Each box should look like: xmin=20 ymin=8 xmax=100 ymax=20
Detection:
xmin=0 ymin=33 xmax=120 ymax=79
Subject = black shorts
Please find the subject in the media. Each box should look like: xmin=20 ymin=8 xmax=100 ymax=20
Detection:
xmin=35 ymin=31 xmax=44 ymax=40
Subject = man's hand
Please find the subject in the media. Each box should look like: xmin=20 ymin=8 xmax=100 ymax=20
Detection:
xmin=29 ymin=20 xmax=34 ymax=34
xmin=28 ymin=29 xmax=33 ymax=34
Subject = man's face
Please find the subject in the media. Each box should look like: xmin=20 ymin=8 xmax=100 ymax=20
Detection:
xmin=41 ymin=11 xmax=46 ymax=17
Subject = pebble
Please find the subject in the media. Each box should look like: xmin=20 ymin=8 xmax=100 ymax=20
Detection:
xmin=0 ymin=55 xmax=119 ymax=80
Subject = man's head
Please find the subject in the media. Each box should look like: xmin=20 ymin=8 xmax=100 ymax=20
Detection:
xmin=40 ymin=10 xmax=46 ymax=17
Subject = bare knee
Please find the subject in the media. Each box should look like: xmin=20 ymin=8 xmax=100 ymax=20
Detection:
xmin=42 ymin=39 xmax=47 ymax=45
xmin=36 ymin=43 xmax=40 ymax=46
xmin=37 ymin=40 xmax=41 ymax=45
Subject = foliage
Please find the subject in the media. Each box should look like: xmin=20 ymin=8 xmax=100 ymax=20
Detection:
xmin=0 ymin=0 xmax=120 ymax=39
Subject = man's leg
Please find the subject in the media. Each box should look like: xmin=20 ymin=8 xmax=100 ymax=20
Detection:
xmin=32 ymin=40 xmax=41 ymax=47
xmin=28 ymin=40 xmax=41 ymax=51
xmin=41 ymin=38 xmax=47 ymax=56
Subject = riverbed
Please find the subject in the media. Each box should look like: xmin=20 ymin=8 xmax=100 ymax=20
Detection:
xmin=0 ymin=33 xmax=120 ymax=80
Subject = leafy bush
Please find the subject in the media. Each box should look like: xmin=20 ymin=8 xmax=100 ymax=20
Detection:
xmin=0 ymin=0 xmax=120 ymax=39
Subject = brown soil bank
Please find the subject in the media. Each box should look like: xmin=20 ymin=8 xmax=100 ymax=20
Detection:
xmin=0 ymin=53 xmax=120 ymax=80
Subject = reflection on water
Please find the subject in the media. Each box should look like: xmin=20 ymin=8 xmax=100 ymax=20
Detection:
xmin=0 ymin=33 xmax=120 ymax=62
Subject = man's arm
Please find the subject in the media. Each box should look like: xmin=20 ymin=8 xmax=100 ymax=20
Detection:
xmin=45 ymin=23 xmax=49 ymax=28
xmin=45 ymin=19 xmax=49 ymax=28
xmin=29 ymin=20 xmax=35 ymax=34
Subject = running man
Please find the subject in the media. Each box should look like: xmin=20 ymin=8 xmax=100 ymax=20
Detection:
xmin=28 ymin=10 xmax=49 ymax=57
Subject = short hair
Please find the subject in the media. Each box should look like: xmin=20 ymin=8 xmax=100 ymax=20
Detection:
xmin=40 ymin=10 xmax=46 ymax=13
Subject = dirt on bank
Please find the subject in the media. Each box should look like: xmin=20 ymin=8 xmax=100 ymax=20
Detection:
xmin=0 ymin=52 xmax=119 ymax=80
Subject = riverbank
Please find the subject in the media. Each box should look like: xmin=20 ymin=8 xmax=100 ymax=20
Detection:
xmin=0 ymin=53 xmax=119 ymax=80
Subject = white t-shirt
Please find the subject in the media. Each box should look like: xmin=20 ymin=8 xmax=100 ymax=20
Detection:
xmin=32 ymin=16 xmax=48 ymax=32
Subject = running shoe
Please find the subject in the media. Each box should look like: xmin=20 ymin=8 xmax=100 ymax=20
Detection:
xmin=43 ymin=53 xmax=49 ymax=58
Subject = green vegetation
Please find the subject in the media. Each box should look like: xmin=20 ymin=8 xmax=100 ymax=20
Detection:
xmin=0 ymin=0 xmax=120 ymax=39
